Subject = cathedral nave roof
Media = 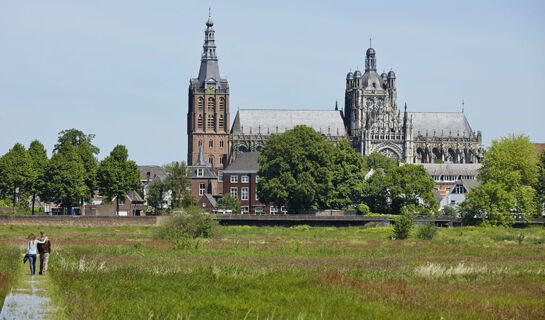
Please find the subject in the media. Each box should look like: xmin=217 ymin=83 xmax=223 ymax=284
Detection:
xmin=409 ymin=112 xmax=474 ymax=138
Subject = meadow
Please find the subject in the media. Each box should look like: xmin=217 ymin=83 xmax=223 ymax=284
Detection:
xmin=0 ymin=224 xmax=544 ymax=319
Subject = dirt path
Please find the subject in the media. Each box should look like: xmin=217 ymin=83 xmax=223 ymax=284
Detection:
xmin=0 ymin=261 xmax=53 ymax=320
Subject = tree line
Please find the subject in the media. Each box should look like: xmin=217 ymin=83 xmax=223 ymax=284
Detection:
xmin=0 ymin=129 xmax=140 ymax=214
xmin=256 ymin=126 xmax=545 ymax=225
xmin=256 ymin=125 xmax=439 ymax=215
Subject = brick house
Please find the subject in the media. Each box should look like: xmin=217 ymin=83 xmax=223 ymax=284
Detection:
xmin=188 ymin=145 xmax=220 ymax=204
xmin=221 ymin=152 xmax=277 ymax=214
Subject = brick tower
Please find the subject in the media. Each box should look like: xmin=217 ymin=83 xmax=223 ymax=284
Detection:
xmin=187 ymin=10 xmax=230 ymax=172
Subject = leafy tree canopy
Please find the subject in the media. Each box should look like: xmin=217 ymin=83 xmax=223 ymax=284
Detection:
xmin=54 ymin=129 xmax=99 ymax=155
xmin=257 ymin=125 xmax=335 ymax=211
xmin=328 ymin=139 xmax=366 ymax=209
xmin=217 ymin=193 xmax=241 ymax=213
xmin=43 ymin=143 xmax=87 ymax=208
xmin=28 ymin=140 xmax=49 ymax=214
xmin=97 ymin=145 xmax=140 ymax=204
xmin=0 ymin=143 xmax=35 ymax=209
xmin=163 ymin=161 xmax=190 ymax=209
xmin=385 ymin=164 xmax=438 ymax=215
xmin=363 ymin=152 xmax=397 ymax=173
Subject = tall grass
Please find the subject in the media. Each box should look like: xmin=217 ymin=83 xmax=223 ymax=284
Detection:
xmin=0 ymin=245 xmax=21 ymax=309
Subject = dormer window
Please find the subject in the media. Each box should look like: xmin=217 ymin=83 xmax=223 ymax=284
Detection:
xmin=197 ymin=168 xmax=204 ymax=177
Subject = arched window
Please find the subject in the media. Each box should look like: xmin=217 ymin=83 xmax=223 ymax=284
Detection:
xmin=209 ymin=140 xmax=213 ymax=149
xmin=219 ymin=140 xmax=224 ymax=148
xmin=208 ymin=97 xmax=215 ymax=112
xmin=219 ymin=114 xmax=224 ymax=128
xmin=198 ymin=140 xmax=202 ymax=147
xmin=198 ymin=97 xmax=203 ymax=111
xmin=208 ymin=156 xmax=214 ymax=166
xmin=197 ymin=114 xmax=203 ymax=128
xmin=207 ymin=114 xmax=215 ymax=128
xmin=219 ymin=98 xmax=225 ymax=111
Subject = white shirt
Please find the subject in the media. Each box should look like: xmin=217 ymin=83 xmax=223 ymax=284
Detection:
xmin=26 ymin=238 xmax=46 ymax=255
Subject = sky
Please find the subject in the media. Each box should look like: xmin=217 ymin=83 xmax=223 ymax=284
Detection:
xmin=1 ymin=0 xmax=544 ymax=165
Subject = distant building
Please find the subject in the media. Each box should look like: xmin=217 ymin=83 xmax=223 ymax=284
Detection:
xmin=188 ymin=145 xmax=220 ymax=203
xmin=221 ymin=152 xmax=274 ymax=214
xmin=422 ymin=163 xmax=481 ymax=197
xmin=440 ymin=179 xmax=480 ymax=210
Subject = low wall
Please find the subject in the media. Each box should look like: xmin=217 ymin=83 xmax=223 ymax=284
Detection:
xmin=0 ymin=215 xmax=157 ymax=226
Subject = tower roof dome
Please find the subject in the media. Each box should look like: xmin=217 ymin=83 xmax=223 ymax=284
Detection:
xmin=366 ymin=47 xmax=376 ymax=57
xmin=354 ymin=70 xmax=362 ymax=78
xmin=346 ymin=72 xmax=354 ymax=80
xmin=381 ymin=72 xmax=387 ymax=79
xmin=388 ymin=70 xmax=396 ymax=79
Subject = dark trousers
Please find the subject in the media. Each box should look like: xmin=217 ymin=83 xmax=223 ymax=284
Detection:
xmin=39 ymin=254 xmax=45 ymax=274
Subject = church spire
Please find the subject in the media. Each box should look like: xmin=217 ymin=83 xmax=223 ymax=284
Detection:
xmin=197 ymin=9 xmax=221 ymax=87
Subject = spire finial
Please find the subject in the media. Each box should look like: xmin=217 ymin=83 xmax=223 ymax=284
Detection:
xmin=208 ymin=5 xmax=211 ymax=17
xmin=462 ymin=99 xmax=465 ymax=113
xmin=369 ymin=37 xmax=372 ymax=48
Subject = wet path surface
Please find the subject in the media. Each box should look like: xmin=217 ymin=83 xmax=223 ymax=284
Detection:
xmin=0 ymin=267 xmax=52 ymax=320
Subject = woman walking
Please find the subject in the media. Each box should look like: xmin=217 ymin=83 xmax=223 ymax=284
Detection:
xmin=26 ymin=233 xmax=47 ymax=276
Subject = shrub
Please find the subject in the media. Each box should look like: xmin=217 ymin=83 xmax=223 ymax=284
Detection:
xmin=156 ymin=206 xmax=218 ymax=249
xmin=357 ymin=204 xmax=371 ymax=215
xmin=393 ymin=212 xmax=414 ymax=240
xmin=416 ymin=219 xmax=437 ymax=240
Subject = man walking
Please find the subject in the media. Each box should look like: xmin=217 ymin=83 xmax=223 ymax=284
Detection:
xmin=37 ymin=231 xmax=51 ymax=275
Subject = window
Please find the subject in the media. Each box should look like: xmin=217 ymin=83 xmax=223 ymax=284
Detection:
xmin=255 ymin=206 xmax=264 ymax=213
xmin=256 ymin=192 xmax=259 ymax=201
xmin=241 ymin=176 xmax=249 ymax=183
xmin=209 ymin=140 xmax=213 ymax=148
xmin=219 ymin=114 xmax=224 ymax=128
xmin=231 ymin=175 xmax=238 ymax=183
xmin=220 ymin=140 xmax=224 ymax=148
xmin=198 ymin=140 xmax=202 ymax=147
xmin=270 ymin=206 xmax=277 ymax=214
xmin=197 ymin=168 xmax=204 ymax=177
xmin=208 ymin=97 xmax=215 ymax=111
xmin=208 ymin=157 xmax=214 ymax=166
xmin=256 ymin=175 xmax=259 ymax=183
xmin=218 ymin=171 xmax=223 ymax=182
xmin=230 ymin=187 xmax=238 ymax=197
xmin=219 ymin=157 xmax=223 ymax=165
xmin=198 ymin=97 xmax=203 ymax=111
xmin=199 ymin=183 xmax=205 ymax=196
xmin=198 ymin=114 xmax=203 ymax=128
xmin=207 ymin=114 xmax=215 ymax=128
xmin=219 ymin=97 xmax=225 ymax=111
xmin=241 ymin=187 xmax=249 ymax=200
xmin=119 ymin=198 xmax=126 ymax=205
xmin=241 ymin=206 xmax=249 ymax=213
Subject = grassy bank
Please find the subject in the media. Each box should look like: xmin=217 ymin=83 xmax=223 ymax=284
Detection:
xmin=1 ymin=225 xmax=544 ymax=319
xmin=0 ymin=245 xmax=21 ymax=309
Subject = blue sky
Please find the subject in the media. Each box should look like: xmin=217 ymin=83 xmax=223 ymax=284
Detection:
xmin=1 ymin=0 xmax=544 ymax=165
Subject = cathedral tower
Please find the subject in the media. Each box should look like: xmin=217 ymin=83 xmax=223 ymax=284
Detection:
xmin=187 ymin=11 xmax=230 ymax=172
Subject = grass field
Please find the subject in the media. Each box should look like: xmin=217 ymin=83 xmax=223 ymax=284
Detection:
xmin=0 ymin=224 xmax=544 ymax=319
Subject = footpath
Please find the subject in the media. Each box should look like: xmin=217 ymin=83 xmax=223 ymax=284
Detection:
xmin=0 ymin=262 xmax=54 ymax=320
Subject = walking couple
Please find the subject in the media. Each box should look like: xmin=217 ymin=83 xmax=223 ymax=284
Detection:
xmin=25 ymin=232 xmax=51 ymax=276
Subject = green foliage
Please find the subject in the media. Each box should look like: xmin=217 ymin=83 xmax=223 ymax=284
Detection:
xmin=361 ymin=172 xmax=390 ymax=214
xmin=416 ymin=219 xmax=437 ymax=240
xmin=97 ymin=145 xmax=140 ymax=211
xmin=147 ymin=179 xmax=168 ymax=210
xmin=257 ymin=125 xmax=335 ymax=211
xmin=217 ymin=193 xmax=240 ymax=213
xmin=54 ymin=129 xmax=99 ymax=200
xmin=0 ymin=246 xmax=21 ymax=307
xmin=357 ymin=203 xmax=371 ymax=215
xmin=156 ymin=206 xmax=218 ymax=249
xmin=460 ymin=134 xmax=541 ymax=226
xmin=43 ymin=143 xmax=87 ymax=208
xmin=442 ymin=205 xmax=457 ymax=217
xmin=392 ymin=210 xmax=414 ymax=239
xmin=385 ymin=164 xmax=438 ymax=214
xmin=0 ymin=143 xmax=35 ymax=210
xmin=536 ymin=149 xmax=545 ymax=211
xmin=328 ymin=140 xmax=366 ymax=209
xmin=28 ymin=140 xmax=48 ymax=214
xmin=363 ymin=152 xmax=397 ymax=173
xmin=163 ymin=161 xmax=190 ymax=209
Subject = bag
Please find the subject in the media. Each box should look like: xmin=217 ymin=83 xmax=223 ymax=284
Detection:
xmin=23 ymin=254 xmax=29 ymax=264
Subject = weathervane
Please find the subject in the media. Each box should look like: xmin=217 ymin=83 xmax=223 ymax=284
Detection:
xmin=462 ymin=99 xmax=465 ymax=113
xmin=369 ymin=37 xmax=372 ymax=47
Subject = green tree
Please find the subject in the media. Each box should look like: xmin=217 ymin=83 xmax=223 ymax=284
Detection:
xmin=361 ymin=171 xmax=390 ymax=214
xmin=54 ymin=129 xmax=99 ymax=202
xmin=28 ymin=140 xmax=48 ymax=215
xmin=460 ymin=134 xmax=541 ymax=226
xmin=217 ymin=193 xmax=241 ymax=213
xmin=97 ymin=145 xmax=140 ymax=215
xmin=385 ymin=164 xmax=438 ymax=215
xmin=163 ymin=161 xmax=190 ymax=209
xmin=536 ymin=149 xmax=545 ymax=212
xmin=257 ymin=125 xmax=335 ymax=211
xmin=328 ymin=140 xmax=366 ymax=209
xmin=146 ymin=179 xmax=168 ymax=213
xmin=0 ymin=143 xmax=35 ymax=212
xmin=363 ymin=152 xmax=398 ymax=173
xmin=43 ymin=144 xmax=87 ymax=212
